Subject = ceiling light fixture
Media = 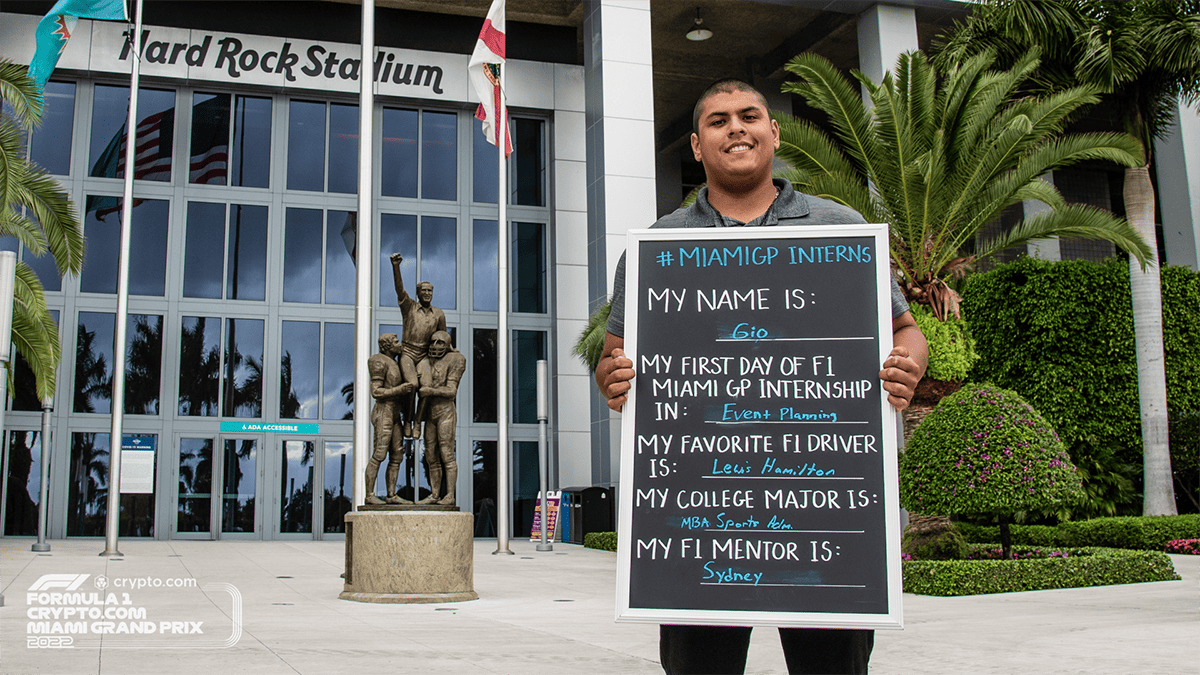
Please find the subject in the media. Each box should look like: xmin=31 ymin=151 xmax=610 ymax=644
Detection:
xmin=686 ymin=8 xmax=713 ymax=42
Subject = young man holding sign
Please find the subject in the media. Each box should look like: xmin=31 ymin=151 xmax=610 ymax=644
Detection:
xmin=596 ymin=80 xmax=928 ymax=674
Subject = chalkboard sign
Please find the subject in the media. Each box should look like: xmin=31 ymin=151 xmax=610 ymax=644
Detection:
xmin=615 ymin=224 xmax=902 ymax=629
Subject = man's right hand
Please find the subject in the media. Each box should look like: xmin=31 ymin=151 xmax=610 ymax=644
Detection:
xmin=595 ymin=333 xmax=635 ymax=412
xmin=390 ymin=252 xmax=404 ymax=265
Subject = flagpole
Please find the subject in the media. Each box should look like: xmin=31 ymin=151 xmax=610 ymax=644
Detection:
xmin=102 ymin=0 xmax=143 ymax=558
xmin=494 ymin=61 xmax=512 ymax=555
xmin=352 ymin=0 xmax=375 ymax=513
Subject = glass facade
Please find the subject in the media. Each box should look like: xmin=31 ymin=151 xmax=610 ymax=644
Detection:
xmin=2 ymin=77 xmax=554 ymax=541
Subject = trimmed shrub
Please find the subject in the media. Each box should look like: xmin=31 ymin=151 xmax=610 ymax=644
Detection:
xmin=910 ymin=304 xmax=979 ymax=381
xmin=901 ymin=383 xmax=1083 ymax=519
xmin=961 ymin=257 xmax=1200 ymax=515
xmin=902 ymin=515 xmax=969 ymax=560
xmin=584 ymin=531 xmax=617 ymax=552
xmin=902 ymin=545 xmax=1180 ymax=596
xmin=956 ymin=514 xmax=1199 ymax=550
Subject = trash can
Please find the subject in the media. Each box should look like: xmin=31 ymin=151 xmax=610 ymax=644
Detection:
xmin=560 ymin=485 xmax=614 ymax=544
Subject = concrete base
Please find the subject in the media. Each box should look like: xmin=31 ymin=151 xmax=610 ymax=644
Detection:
xmin=339 ymin=511 xmax=477 ymax=604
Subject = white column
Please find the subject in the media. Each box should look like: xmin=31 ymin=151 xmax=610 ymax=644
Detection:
xmin=1155 ymin=102 xmax=1200 ymax=270
xmin=856 ymin=4 xmax=918 ymax=89
xmin=1027 ymin=173 xmax=1061 ymax=260
xmin=551 ymin=64 xmax=593 ymax=490
xmin=584 ymin=0 xmax=656 ymax=486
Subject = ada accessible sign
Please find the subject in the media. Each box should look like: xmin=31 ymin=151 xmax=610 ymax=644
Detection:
xmin=615 ymin=224 xmax=903 ymax=630
xmin=220 ymin=422 xmax=320 ymax=434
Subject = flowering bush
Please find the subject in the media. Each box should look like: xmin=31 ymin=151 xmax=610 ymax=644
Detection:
xmin=900 ymin=383 xmax=1083 ymax=517
xmin=1164 ymin=539 xmax=1200 ymax=555
xmin=965 ymin=547 xmax=1071 ymax=560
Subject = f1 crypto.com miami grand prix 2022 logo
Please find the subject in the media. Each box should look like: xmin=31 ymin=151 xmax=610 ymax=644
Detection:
xmin=24 ymin=573 xmax=242 ymax=649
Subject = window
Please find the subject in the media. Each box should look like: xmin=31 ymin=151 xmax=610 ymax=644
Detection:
xmin=68 ymin=432 xmax=155 ymax=537
xmin=176 ymin=316 xmax=263 ymax=418
xmin=80 ymin=197 xmax=169 ymax=296
xmin=513 ymin=118 xmax=545 ymax=206
xmin=89 ymin=85 xmax=175 ymax=181
xmin=382 ymin=108 xmax=418 ymax=198
xmin=73 ymin=312 xmax=162 ymax=415
xmin=379 ymin=214 xmax=417 ymax=307
xmin=473 ymin=219 xmax=498 ymax=311
xmin=29 ymin=81 xmax=76 ymax=175
xmin=280 ymin=321 xmax=320 ymax=419
xmin=513 ymin=222 xmax=546 ymax=313
xmin=421 ymin=111 xmax=457 ymax=200
xmin=183 ymin=202 xmax=268 ymax=300
xmin=287 ymin=100 xmax=325 ymax=191
xmin=328 ymin=103 xmax=359 ymax=194
xmin=189 ymin=93 xmax=272 ymax=187
xmin=282 ymin=208 xmax=356 ymax=304
xmin=4 ymin=430 xmax=43 ymax=535
xmin=322 ymin=323 xmax=354 ymax=420
xmin=513 ymin=330 xmax=547 ymax=424
xmin=421 ymin=216 xmax=457 ymax=310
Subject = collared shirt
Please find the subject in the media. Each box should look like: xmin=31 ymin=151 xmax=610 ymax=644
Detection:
xmin=606 ymin=179 xmax=909 ymax=338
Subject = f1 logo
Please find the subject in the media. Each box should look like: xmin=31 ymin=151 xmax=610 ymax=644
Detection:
xmin=28 ymin=574 xmax=91 ymax=591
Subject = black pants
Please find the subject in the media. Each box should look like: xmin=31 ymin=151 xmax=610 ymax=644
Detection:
xmin=660 ymin=625 xmax=874 ymax=675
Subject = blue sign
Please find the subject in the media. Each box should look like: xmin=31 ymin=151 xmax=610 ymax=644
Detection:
xmin=219 ymin=422 xmax=320 ymax=434
xmin=121 ymin=434 xmax=157 ymax=452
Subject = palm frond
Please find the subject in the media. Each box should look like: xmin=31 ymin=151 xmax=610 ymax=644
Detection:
xmin=977 ymin=203 xmax=1152 ymax=268
xmin=0 ymin=60 xmax=44 ymax=129
xmin=8 ymin=262 xmax=61 ymax=400
xmin=572 ymin=300 xmax=612 ymax=372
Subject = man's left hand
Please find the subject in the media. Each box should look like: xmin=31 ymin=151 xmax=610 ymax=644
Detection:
xmin=880 ymin=346 xmax=922 ymax=411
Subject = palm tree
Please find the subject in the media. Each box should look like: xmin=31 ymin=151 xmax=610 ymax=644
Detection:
xmin=776 ymin=49 xmax=1151 ymax=321
xmin=0 ymin=59 xmax=85 ymax=400
xmin=934 ymin=0 xmax=1199 ymax=515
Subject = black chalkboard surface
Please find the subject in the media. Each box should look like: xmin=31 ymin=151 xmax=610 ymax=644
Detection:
xmin=615 ymin=224 xmax=902 ymax=629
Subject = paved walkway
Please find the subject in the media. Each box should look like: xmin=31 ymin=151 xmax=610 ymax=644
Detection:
xmin=1 ymin=538 xmax=1195 ymax=674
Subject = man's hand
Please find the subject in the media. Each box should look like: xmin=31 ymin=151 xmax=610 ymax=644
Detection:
xmin=390 ymin=252 xmax=404 ymax=265
xmin=879 ymin=346 xmax=922 ymax=411
xmin=595 ymin=334 xmax=635 ymax=412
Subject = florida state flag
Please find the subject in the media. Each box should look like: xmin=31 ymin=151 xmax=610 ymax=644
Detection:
xmin=468 ymin=0 xmax=512 ymax=156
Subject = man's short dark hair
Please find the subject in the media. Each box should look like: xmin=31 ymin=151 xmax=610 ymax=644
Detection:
xmin=692 ymin=79 xmax=770 ymax=134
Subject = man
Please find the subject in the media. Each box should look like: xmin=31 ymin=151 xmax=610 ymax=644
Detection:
xmin=414 ymin=331 xmax=465 ymax=506
xmin=390 ymin=252 xmax=447 ymax=438
xmin=594 ymin=79 xmax=928 ymax=675
xmin=364 ymin=333 xmax=412 ymax=505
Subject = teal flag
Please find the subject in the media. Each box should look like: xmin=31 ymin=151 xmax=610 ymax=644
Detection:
xmin=28 ymin=0 xmax=127 ymax=89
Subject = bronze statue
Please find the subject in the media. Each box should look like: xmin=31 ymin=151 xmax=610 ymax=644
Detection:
xmin=415 ymin=330 xmax=465 ymax=506
xmin=390 ymin=253 xmax=447 ymax=439
xmin=364 ymin=333 xmax=412 ymax=505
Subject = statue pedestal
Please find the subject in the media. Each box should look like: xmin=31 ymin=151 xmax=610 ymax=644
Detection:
xmin=340 ymin=511 xmax=478 ymax=604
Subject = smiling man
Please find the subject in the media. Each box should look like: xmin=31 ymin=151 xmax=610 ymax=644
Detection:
xmin=594 ymin=79 xmax=928 ymax=675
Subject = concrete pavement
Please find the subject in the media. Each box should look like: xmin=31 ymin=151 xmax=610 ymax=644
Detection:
xmin=1 ymin=537 xmax=1196 ymax=674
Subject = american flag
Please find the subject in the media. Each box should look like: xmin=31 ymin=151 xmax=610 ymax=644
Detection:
xmin=89 ymin=106 xmax=175 ymax=220
xmin=189 ymin=95 xmax=229 ymax=185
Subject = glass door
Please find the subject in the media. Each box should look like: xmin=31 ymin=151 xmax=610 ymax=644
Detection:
xmin=321 ymin=440 xmax=353 ymax=537
xmin=218 ymin=436 xmax=261 ymax=537
xmin=276 ymin=438 xmax=316 ymax=537
xmin=173 ymin=435 xmax=262 ymax=539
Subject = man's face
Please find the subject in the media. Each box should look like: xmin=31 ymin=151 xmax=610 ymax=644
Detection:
xmin=690 ymin=90 xmax=779 ymax=190
xmin=417 ymin=284 xmax=434 ymax=306
xmin=428 ymin=335 xmax=449 ymax=359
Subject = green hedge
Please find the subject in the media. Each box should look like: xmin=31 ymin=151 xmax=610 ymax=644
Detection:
xmin=909 ymin=304 xmax=978 ymax=381
xmin=956 ymin=515 xmax=1199 ymax=550
xmin=903 ymin=545 xmax=1180 ymax=596
xmin=961 ymin=258 xmax=1200 ymax=515
xmin=584 ymin=531 xmax=617 ymax=551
